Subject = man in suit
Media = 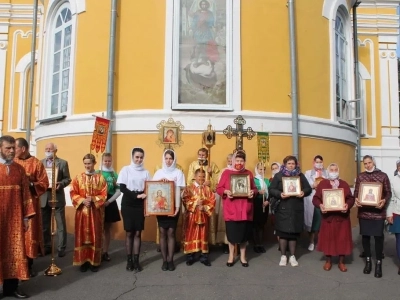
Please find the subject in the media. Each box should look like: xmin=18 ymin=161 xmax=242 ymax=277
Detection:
xmin=40 ymin=142 xmax=71 ymax=258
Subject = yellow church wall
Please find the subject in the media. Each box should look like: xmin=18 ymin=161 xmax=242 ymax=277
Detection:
xmin=36 ymin=133 xmax=356 ymax=241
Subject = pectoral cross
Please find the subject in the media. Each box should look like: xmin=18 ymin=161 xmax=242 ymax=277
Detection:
xmin=223 ymin=115 xmax=256 ymax=151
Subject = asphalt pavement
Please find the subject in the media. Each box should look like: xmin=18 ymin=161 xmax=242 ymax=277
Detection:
xmin=1 ymin=227 xmax=400 ymax=300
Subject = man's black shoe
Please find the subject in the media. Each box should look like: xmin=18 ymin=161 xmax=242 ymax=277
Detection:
xmin=201 ymin=260 xmax=211 ymax=267
xmin=58 ymin=250 xmax=66 ymax=257
xmin=7 ymin=289 xmax=29 ymax=299
xmin=29 ymin=269 xmax=37 ymax=278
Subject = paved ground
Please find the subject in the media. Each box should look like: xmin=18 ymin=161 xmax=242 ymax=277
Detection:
xmin=2 ymin=227 xmax=400 ymax=300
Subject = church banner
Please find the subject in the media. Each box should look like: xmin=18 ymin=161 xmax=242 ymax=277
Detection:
xmin=90 ymin=117 xmax=110 ymax=153
xmin=257 ymin=132 xmax=269 ymax=162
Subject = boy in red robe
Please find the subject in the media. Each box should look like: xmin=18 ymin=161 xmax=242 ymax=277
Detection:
xmin=182 ymin=169 xmax=216 ymax=266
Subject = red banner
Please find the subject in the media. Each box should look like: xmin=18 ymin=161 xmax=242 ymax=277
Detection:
xmin=90 ymin=117 xmax=110 ymax=153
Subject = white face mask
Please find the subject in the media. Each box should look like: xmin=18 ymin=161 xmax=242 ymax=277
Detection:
xmin=328 ymin=172 xmax=339 ymax=180
xmin=272 ymin=169 xmax=279 ymax=175
xmin=315 ymin=163 xmax=323 ymax=170
xmin=102 ymin=166 xmax=113 ymax=172
xmin=365 ymin=167 xmax=375 ymax=173
xmin=45 ymin=151 xmax=54 ymax=158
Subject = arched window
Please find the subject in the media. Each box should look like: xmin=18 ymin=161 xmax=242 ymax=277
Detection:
xmin=335 ymin=11 xmax=349 ymax=120
xmin=49 ymin=4 xmax=72 ymax=115
xmin=41 ymin=1 xmax=77 ymax=118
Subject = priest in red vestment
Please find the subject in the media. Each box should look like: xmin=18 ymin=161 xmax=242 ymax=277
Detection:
xmin=0 ymin=135 xmax=35 ymax=298
xmin=70 ymin=154 xmax=107 ymax=272
xmin=183 ymin=169 xmax=216 ymax=266
xmin=312 ymin=163 xmax=355 ymax=272
xmin=14 ymin=137 xmax=49 ymax=278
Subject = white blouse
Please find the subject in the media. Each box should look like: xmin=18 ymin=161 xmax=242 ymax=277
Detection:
xmin=388 ymin=175 xmax=400 ymax=217
xmin=117 ymin=166 xmax=151 ymax=191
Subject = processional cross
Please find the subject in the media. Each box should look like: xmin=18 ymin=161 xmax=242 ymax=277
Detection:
xmin=223 ymin=115 xmax=256 ymax=151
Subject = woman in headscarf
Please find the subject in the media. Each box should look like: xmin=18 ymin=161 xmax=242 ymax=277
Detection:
xmin=304 ymin=155 xmax=328 ymax=251
xmin=217 ymin=150 xmax=257 ymax=267
xmin=269 ymin=162 xmax=281 ymax=247
xmin=386 ymin=159 xmax=400 ymax=275
xmin=354 ymin=155 xmax=391 ymax=278
xmin=252 ymin=162 xmax=270 ymax=253
xmin=269 ymin=155 xmax=312 ymax=267
xmin=312 ymin=163 xmax=354 ymax=272
xmin=117 ymin=148 xmax=150 ymax=272
xmin=152 ymin=149 xmax=185 ymax=271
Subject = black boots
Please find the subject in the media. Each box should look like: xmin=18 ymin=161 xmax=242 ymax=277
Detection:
xmin=374 ymin=260 xmax=382 ymax=278
xmin=126 ymin=255 xmax=134 ymax=271
xmin=133 ymin=254 xmax=142 ymax=272
xmin=363 ymin=257 xmax=372 ymax=274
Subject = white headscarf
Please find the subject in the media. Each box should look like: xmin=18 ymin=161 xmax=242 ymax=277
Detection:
xmin=162 ymin=149 xmax=177 ymax=173
xmin=130 ymin=147 xmax=144 ymax=171
xmin=271 ymin=162 xmax=281 ymax=178
xmin=254 ymin=163 xmax=266 ymax=190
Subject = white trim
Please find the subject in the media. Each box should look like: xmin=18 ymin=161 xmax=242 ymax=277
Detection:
xmin=0 ymin=40 xmax=7 ymax=135
xmin=361 ymin=145 xmax=400 ymax=176
xmin=322 ymin=0 xmax=349 ymax=20
xmin=15 ymin=52 xmax=38 ymax=130
xmin=165 ymin=0 xmax=241 ymax=111
xmin=379 ymin=50 xmax=391 ymax=127
xmin=34 ymin=110 xmax=358 ymax=146
xmin=40 ymin=1 xmax=77 ymax=119
xmin=45 ymin=0 xmax=85 ymax=25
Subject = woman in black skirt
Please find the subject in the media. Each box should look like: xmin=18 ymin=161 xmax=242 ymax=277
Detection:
xmin=99 ymin=153 xmax=121 ymax=262
xmin=354 ymin=155 xmax=391 ymax=278
xmin=152 ymin=150 xmax=186 ymax=271
xmin=269 ymin=155 xmax=312 ymax=267
xmin=117 ymin=148 xmax=151 ymax=272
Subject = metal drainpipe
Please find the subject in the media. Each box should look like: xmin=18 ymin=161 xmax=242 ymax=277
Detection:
xmin=106 ymin=0 xmax=118 ymax=153
xmin=25 ymin=0 xmax=39 ymax=144
xmin=353 ymin=2 xmax=361 ymax=175
xmin=288 ymin=0 xmax=299 ymax=158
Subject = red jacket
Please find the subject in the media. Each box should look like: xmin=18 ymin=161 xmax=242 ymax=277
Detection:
xmin=216 ymin=169 xmax=258 ymax=221
xmin=354 ymin=169 xmax=391 ymax=220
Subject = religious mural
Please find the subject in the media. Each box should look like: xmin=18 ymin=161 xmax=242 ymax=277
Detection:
xmin=178 ymin=0 xmax=227 ymax=106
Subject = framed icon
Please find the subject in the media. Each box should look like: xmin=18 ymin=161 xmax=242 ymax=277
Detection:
xmin=230 ymin=174 xmax=250 ymax=197
xmin=322 ymin=188 xmax=345 ymax=211
xmin=45 ymin=167 xmax=59 ymax=189
xmin=359 ymin=182 xmax=382 ymax=206
xmin=145 ymin=181 xmax=175 ymax=216
xmin=282 ymin=176 xmax=301 ymax=196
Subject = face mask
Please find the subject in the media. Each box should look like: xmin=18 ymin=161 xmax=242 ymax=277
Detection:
xmin=45 ymin=152 xmax=53 ymax=158
xmin=234 ymin=163 xmax=243 ymax=171
xmin=328 ymin=172 xmax=339 ymax=180
xmin=315 ymin=163 xmax=323 ymax=169
xmin=102 ymin=166 xmax=113 ymax=172
xmin=272 ymin=169 xmax=279 ymax=175
xmin=366 ymin=167 xmax=375 ymax=173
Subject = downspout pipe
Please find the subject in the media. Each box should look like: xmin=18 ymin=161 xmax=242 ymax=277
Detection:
xmin=106 ymin=0 xmax=118 ymax=153
xmin=353 ymin=2 xmax=361 ymax=175
xmin=288 ymin=0 xmax=299 ymax=158
xmin=26 ymin=0 xmax=39 ymax=144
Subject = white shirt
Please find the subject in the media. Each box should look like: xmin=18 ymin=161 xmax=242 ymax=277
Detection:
xmin=388 ymin=175 xmax=400 ymax=217
xmin=117 ymin=166 xmax=151 ymax=191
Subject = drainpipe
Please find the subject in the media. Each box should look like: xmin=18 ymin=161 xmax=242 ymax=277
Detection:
xmin=106 ymin=0 xmax=118 ymax=153
xmin=288 ymin=0 xmax=299 ymax=158
xmin=353 ymin=2 xmax=361 ymax=175
xmin=25 ymin=0 xmax=39 ymax=144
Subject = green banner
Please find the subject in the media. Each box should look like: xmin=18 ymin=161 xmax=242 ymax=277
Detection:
xmin=257 ymin=132 xmax=269 ymax=162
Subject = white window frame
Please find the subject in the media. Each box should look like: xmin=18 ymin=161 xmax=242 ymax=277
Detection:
xmin=164 ymin=0 xmax=241 ymax=111
xmin=40 ymin=1 xmax=77 ymax=119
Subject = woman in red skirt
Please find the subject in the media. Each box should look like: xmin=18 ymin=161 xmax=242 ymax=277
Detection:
xmin=312 ymin=163 xmax=355 ymax=272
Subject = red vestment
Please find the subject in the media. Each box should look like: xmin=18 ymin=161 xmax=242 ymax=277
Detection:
xmin=70 ymin=173 xmax=107 ymax=266
xmin=182 ymin=184 xmax=216 ymax=254
xmin=0 ymin=163 xmax=35 ymax=283
xmin=312 ymin=179 xmax=355 ymax=256
xmin=15 ymin=156 xmax=49 ymax=258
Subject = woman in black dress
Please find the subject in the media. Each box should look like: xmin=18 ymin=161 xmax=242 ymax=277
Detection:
xmin=269 ymin=155 xmax=312 ymax=267
xmin=117 ymin=148 xmax=151 ymax=272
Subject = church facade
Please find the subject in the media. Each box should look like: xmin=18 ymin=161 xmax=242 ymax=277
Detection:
xmin=0 ymin=0 xmax=399 ymax=240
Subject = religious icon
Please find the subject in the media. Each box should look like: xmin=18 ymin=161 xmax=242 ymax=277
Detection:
xmin=282 ymin=176 xmax=301 ymax=196
xmin=322 ymin=188 xmax=345 ymax=211
xmin=156 ymin=118 xmax=184 ymax=149
xmin=145 ymin=181 xmax=175 ymax=216
xmin=359 ymin=182 xmax=382 ymax=206
xmin=230 ymin=174 xmax=250 ymax=197
xmin=45 ymin=167 xmax=59 ymax=189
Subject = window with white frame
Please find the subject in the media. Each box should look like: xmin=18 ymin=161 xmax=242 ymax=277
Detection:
xmin=335 ymin=11 xmax=349 ymax=121
xmin=47 ymin=3 xmax=73 ymax=116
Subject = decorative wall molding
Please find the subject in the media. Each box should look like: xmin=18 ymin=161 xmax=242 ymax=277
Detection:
xmin=322 ymin=0 xmax=349 ymax=20
xmin=34 ymin=110 xmax=358 ymax=146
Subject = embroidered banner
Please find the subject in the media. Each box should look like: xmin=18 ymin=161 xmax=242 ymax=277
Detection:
xmin=257 ymin=132 xmax=269 ymax=162
xmin=90 ymin=117 xmax=110 ymax=153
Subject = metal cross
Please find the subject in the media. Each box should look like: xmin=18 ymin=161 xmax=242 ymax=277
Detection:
xmin=223 ymin=115 xmax=256 ymax=151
